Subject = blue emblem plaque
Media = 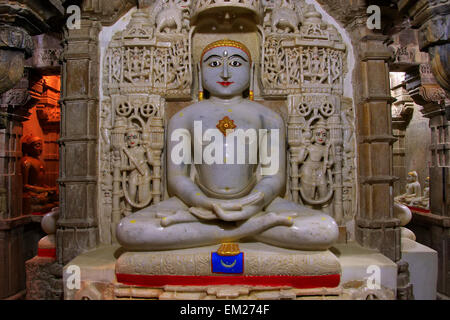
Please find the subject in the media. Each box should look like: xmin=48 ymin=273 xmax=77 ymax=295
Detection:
xmin=211 ymin=252 xmax=244 ymax=274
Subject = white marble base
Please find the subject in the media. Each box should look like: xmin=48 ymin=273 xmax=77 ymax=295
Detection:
xmin=401 ymin=238 xmax=437 ymax=300
xmin=332 ymin=242 xmax=398 ymax=293
xmin=63 ymin=243 xmax=398 ymax=300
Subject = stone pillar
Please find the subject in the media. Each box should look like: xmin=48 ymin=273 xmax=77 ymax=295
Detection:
xmin=353 ymin=34 xmax=401 ymax=262
xmin=315 ymin=0 xmax=402 ymax=262
xmin=57 ymin=19 xmax=101 ymax=265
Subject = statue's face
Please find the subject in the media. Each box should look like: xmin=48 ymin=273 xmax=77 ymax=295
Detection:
xmin=126 ymin=132 xmax=140 ymax=147
xmin=313 ymin=128 xmax=327 ymax=145
xmin=201 ymin=46 xmax=250 ymax=99
xmin=31 ymin=141 xmax=43 ymax=156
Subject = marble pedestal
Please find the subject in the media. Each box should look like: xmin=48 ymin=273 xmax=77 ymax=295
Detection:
xmin=115 ymin=243 xmax=341 ymax=289
xmin=63 ymin=242 xmax=398 ymax=300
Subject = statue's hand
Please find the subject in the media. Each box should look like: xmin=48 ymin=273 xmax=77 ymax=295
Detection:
xmin=214 ymin=192 xmax=264 ymax=211
xmin=211 ymin=192 xmax=265 ymax=222
xmin=188 ymin=192 xmax=265 ymax=222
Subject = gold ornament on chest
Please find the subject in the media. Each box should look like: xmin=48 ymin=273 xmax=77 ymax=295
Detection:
xmin=216 ymin=116 xmax=237 ymax=136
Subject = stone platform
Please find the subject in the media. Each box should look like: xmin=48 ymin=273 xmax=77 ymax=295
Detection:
xmin=116 ymin=243 xmax=341 ymax=289
xmin=64 ymin=242 xmax=398 ymax=300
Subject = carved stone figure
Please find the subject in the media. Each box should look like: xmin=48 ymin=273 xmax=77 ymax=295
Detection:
xmin=271 ymin=0 xmax=302 ymax=33
xmin=420 ymin=176 xmax=430 ymax=209
xmin=395 ymin=171 xmax=422 ymax=206
xmin=120 ymin=124 xmax=152 ymax=214
xmin=297 ymin=118 xmax=334 ymax=204
xmin=411 ymin=176 xmax=430 ymax=210
xmin=116 ymin=40 xmax=339 ymax=251
xmin=154 ymin=0 xmax=191 ymax=33
xmin=20 ymin=134 xmax=58 ymax=214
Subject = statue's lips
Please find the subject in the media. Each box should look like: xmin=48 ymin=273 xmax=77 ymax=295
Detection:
xmin=217 ymin=81 xmax=234 ymax=87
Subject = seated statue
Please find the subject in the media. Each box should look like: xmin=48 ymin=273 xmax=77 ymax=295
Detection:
xmin=116 ymin=40 xmax=339 ymax=251
xmin=420 ymin=177 xmax=430 ymax=209
xmin=20 ymin=134 xmax=58 ymax=214
xmin=395 ymin=171 xmax=422 ymax=206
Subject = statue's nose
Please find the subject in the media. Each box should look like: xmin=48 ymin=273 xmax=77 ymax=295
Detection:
xmin=220 ymin=62 xmax=230 ymax=80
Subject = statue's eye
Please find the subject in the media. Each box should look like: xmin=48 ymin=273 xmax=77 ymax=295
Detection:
xmin=229 ymin=60 xmax=242 ymax=67
xmin=208 ymin=60 xmax=221 ymax=67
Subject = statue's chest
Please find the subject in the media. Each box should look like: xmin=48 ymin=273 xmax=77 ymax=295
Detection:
xmin=308 ymin=145 xmax=326 ymax=161
xmin=193 ymin=112 xmax=260 ymax=133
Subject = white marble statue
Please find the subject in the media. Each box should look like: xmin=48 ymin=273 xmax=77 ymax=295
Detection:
xmin=395 ymin=171 xmax=422 ymax=206
xmin=419 ymin=176 xmax=430 ymax=209
xmin=116 ymin=39 xmax=339 ymax=251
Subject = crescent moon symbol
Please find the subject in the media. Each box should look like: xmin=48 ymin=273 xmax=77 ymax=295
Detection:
xmin=220 ymin=259 xmax=237 ymax=268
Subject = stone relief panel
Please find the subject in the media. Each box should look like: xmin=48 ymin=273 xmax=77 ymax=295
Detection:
xmin=100 ymin=94 xmax=165 ymax=243
xmin=102 ymin=2 xmax=192 ymax=99
xmin=261 ymin=2 xmax=346 ymax=96
xmin=261 ymin=1 xmax=353 ymax=224
xmin=100 ymin=1 xmax=192 ymax=243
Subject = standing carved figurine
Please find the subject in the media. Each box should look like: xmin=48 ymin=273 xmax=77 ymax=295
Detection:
xmin=121 ymin=124 xmax=152 ymax=214
xmin=298 ymin=118 xmax=334 ymax=205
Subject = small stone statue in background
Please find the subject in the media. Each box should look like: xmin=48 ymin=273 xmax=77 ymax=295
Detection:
xmin=20 ymin=134 xmax=58 ymax=214
xmin=394 ymin=171 xmax=422 ymax=206
xmin=415 ymin=176 xmax=430 ymax=210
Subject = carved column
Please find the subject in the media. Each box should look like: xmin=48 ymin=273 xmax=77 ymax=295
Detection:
xmin=315 ymin=0 xmax=403 ymax=262
xmin=57 ymin=19 xmax=101 ymax=264
xmin=57 ymin=0 xmax=137 ymax=264
xmin=397 ymin=0 xmax=450 ymax=93
xmin=352 ymin=29 xmax=401 ymax=262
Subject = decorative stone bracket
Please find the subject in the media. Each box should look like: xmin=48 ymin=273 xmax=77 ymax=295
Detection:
xmin=0 ymin=25 xmax=33 ymax=94
xmin=397 ymin=0 xmax=450 ymax=93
